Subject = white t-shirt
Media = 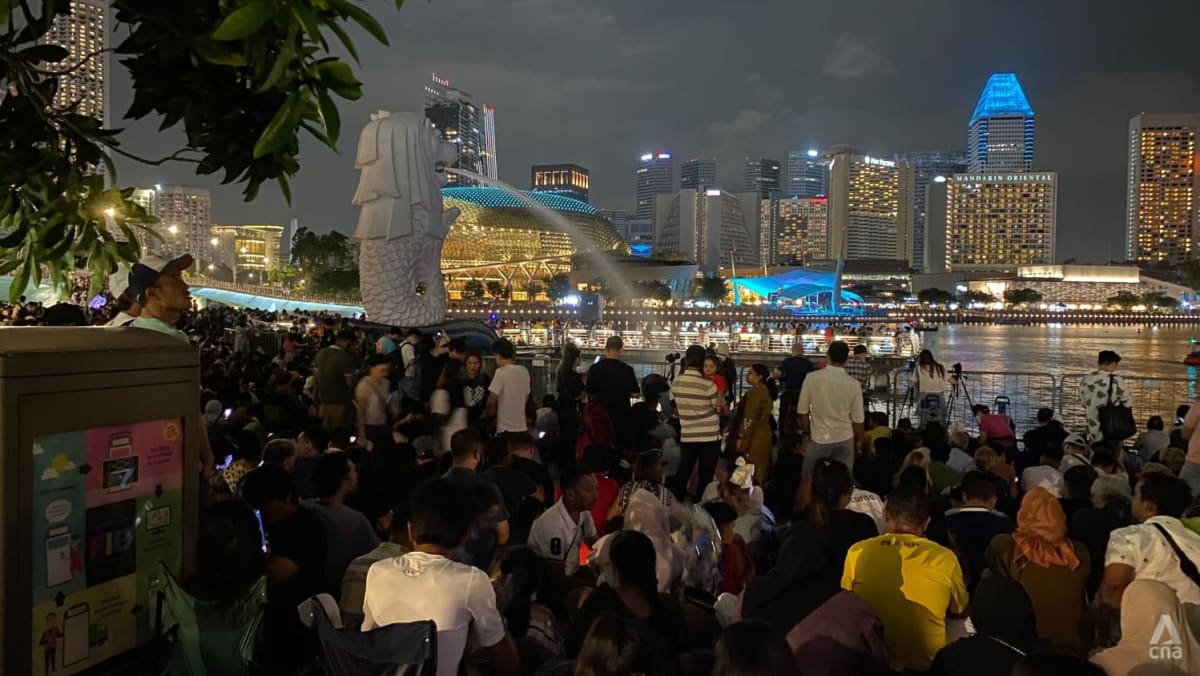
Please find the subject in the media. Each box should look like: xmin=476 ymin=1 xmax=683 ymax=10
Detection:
xmin=355 ymin=376 xmax=389 ymax=426
xmin=528 ymin=500 xmax=596 ymax=575
xmin=489 ymin=363 xmax=531 ymax=434
xmin=362 ymin=551 xmax=506 ymax=676
xmin=796 ymin=365 xmax=865 ymax=444
xmin=1106 ymin=516 xmax=1200 ymax=605
xmin=848 ymin=488 xmax=887 ymax=533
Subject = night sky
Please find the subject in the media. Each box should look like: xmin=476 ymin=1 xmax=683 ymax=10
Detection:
xmin=112 ymin=0 xmax=1200 ymax=263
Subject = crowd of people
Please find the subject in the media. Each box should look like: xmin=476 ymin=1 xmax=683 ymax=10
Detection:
xmin=11 ymin=256 xmax=1200 ymax=676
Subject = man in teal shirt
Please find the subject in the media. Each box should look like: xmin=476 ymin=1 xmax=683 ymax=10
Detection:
xmin=126 ymin=254 xmax=194 ymax=343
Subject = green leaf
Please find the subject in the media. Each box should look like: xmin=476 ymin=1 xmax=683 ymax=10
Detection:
xmin=211 ymin=0 xmax=276 ymax=41
xmin=18 ymin=44 xmax=69 ymax=63
xmin=257 ymin=24 xmax=296 ymax=92
xmin=316 ymin=88 xmax=341 ymax=148
xmin=10 ymin=255 xmax=32 ymax=303
xmin=328 ymin=0 xmax=389 ymax=46
xmin=253 ymin=92 xmax=301 ymax=159
xmin=278 ymin=174 xmax=292 ymax=203
xmin=195 ymin=38 xmax=248 ymax=66
xmin=291 ymin=5 xmax=326 ymax=49
xmin=315 ymin=60 xmax=356 ymax=86
xmin=324 ymin=19 xmax=360 ymax=63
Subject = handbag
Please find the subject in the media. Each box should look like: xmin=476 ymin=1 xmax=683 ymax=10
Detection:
xmin=1098 ymin=374 xmax=1136 ymax=441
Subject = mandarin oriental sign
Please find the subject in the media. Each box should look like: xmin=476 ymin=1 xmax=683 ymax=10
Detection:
xmin=956 ymin=173 xmax=1054 ymax=182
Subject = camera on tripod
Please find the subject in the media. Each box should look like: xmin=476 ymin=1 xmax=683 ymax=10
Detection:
xmin=952 ymin=362 xmax=965 ymax=379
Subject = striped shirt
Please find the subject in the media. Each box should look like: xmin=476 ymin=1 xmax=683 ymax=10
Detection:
xmin=673 ymin=369 xmax=720 ymax=443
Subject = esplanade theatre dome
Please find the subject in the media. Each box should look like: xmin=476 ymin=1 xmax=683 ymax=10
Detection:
xmin=440 ymin=187 xmax=628 ymax=300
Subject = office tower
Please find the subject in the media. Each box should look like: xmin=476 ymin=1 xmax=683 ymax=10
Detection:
xmin=597 ymin=209 xmax=629 ymax=240
xmin=655 ymin=189 xmax=759 ymax=275
xmin=40 ymin=0 xmax=108 ymax=127
xmin=785 ymin=149 xmax=827 ymax=198
xmin=894 ymin=151 xmax=967 ymax=271
xmin=946 ymin=172 xmax=1057 ymax=271
xmin=530 ymin=164 xmax=589 ymax=203
xmin=924 ymin=177 xmax=950 ymax=273
xmin=1125 ymin=113 xmax=1200 ymax=264
xmin=424 ymin=72 xmax=497 ymax=185
xmin=680 ymin=158 xmax=717 ymax=191
xmin=152 ymin=186 xmax=212 ymax=261
xmin=635 ymin=151 xmax=674 ymax=218
xmin=826 ymin=151 xmax=915 ymax=263
xmin=967 ymin=73 xmax=1034 ymax=172
xmin=210 ymin=224 xmax=285 ymax=282
xmin=762 ymin=196 xmax=829 ymax=265
xmin=743 ymin=157 xmax=781 ymax=198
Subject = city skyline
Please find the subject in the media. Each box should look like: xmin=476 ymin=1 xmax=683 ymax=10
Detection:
xmin=109 ymin=1 xmax=1200 ymax=264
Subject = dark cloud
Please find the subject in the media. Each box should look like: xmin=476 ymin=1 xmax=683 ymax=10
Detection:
xmin=112 ymin=0 xmax=1200 ymax=263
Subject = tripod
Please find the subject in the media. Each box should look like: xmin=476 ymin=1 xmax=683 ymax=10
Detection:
xmin=946 ymin=371 xmax=974 ymax=424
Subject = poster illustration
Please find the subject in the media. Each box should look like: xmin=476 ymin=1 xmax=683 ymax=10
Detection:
xmin=31 ymin=418 xmax=184 ymax=675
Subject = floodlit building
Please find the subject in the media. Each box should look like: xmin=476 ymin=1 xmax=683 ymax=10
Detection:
xmin=654 ymin=189 xmax=760 ymax=275
xmin=761 ymin=196 xmax=828 ymax=265
xmin=210 ymin=224 xmax=285 ymax=282
xmin=40 ymin=0 xmax=108 ymax=127
xmin=946 ymin=172 xmax=1057 ymax=272
xmin=962 ymin=265 xmax=1196 ymax=308
xmin=439 ymin=187 xmax=626 ymax=301
xmin=150 ymin=186 xmax=211 ymax=261
xmin=967 ymin=73 xmax=1034 ymax=172
xmin=826 ymin=151 xmax=915 ymax=264
xmin=1125 ymin=113 xmax=1200 ymax=264
xmin=784 ymin=149 xmax=827 ymax=199
xmin=636 ymin=151 xmax=674 ymax=218
xmin=531 ymin=163 xmax=589 ymax=203
xmin=424 ymin=72 xmax=497 ymax=185
xmin=681 ymin=158 xmax=718 ymax=191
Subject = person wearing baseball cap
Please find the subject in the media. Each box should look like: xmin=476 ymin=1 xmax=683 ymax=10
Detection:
xmin=104 ymin=263 xmax=140 ymax=327
xmin=126 ymin=254 xmax=193 ymax=342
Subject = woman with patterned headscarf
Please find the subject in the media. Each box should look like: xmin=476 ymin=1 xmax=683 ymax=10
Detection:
xmin=985 ymin=486 xmax=1091 ymax=649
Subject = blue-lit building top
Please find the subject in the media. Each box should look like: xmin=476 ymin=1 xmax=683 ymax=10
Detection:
xmin=441 ymin=187 xmax=598 ymax=215
xmin=967 ymin=73 xmax=1035 ymax=172
xmin=730 ymin=268 xmax=864 ymax=310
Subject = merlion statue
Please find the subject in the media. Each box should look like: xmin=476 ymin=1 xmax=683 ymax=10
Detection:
xmin=353 ymin=111 xmax=460 ymax=326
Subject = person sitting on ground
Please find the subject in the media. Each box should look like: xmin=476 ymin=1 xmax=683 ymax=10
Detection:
xmin=443 ymin=429 xmax=510 ymax=571
xmin=1023 ymin=407 xmax=1069 ymax=475
xmin=974 ymin=404 xmax=1016 ymax=461
xmin=1091 ymin=579 xmax=1200 ymax=675
xmin=860 ymin=411 xmax=891 ymax=457
xmin=1022 ymin=443 xmax=1065 ymax=497
xmin=716 ymin=459 xmax=775 ymax=546
xmin=1060 ymin=464 xmax=1100 ymax=524
xmin=305 ymin=451 xmax=379 ymax=596
xmin=712 ymin=620 xmax=800 ymax=676
xmin=1060 ymin=432 xmax=1093 ymax=473
xmin=580 ymin=444 xmax=621 ymax=530
xmin=842 ymin=484 xmax=968 ymax=672
xmin=573 ymin=611 xmax=670 ymax=676
xmin=1161 ymin=447 xmax=1187 ymax=476
xmin=1099 ymin=472 xmax=1200 ymax=612
xmin=1069 ymin=473 xmax=1134 ymax=598
xmin=481 ymin=437 xmax=542 ymax=545
xmin=609 ymin=450 xmax=676 ymax=521
xmin=1134 ymin=415 xmax=1170 ymax=464
xmin=1090 ymin=450 xmax=1127 ymax=481
xmin=894 ymin=450 xmax=932 ymax=491
xmin=528 ymin=464 xmax=598 ymax=577
xmin=930 ymin=576 xmax=1043 ymax=676
xmin=986 ymin=486 xmax=1090 ymax=649
xmin=945 ymin=429 xmax=975 ymax=476
xmin=592 ymin=488 xmax=685 ymax=595
xmin=362 ymin=479 xmax=519 ymax=676
xmin=970 ymin=446 xmax=1018 ymax=516
xmin=703 ymin=501 xmax=755 ymax=595
xmin=339 ymin=499 xmax=411 ymax=628
xmin=929 ymin=443 xmax=963 ymax=498
xmin=261 ymin=438 xmax=297 ymax=473
xmin=292 ymin=427 xmax=328 ymax=499
xmin=568 ymin=530 xmax=685 ymax=658
xmin=219 ymin=430 xmax=262 ymax=497
xmin=507 ymin=433 xmax=554 ymax=511
xmin=766 ymin=433 xmax=806 ymax=518
xmin=945 ymin=471 xmax=1014 ymax=590
xmin=799 ymin=458 xmax=878 ymax=578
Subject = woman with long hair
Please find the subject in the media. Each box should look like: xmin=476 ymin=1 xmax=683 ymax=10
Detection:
xmin=986 ymin=487 xmax=1090 ymax=649
xmin=801 ymin=459 xmax=878 ymax=576
xmin=914 ymin=349 xmax=952 ymax=426
xmin=893 ymin=449 xmax=931 ymax=491
xmin=557 ymin=343 xmax=585 ymax=465
xmin=735 ymin=364 xmax=775 ymax=482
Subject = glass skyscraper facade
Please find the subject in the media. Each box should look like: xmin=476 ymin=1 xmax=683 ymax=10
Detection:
xmin=743 ymin=157 xmax=781 ymax=198
xmin=784 ymin=149 xmax=827 ymax=198
xmin=895 ymin=151 xmax=967 ymax=271
xmin=424 ymin=73 xmax=498 ymax=186
xmin=635 ymin=152 xmax=674 ymax=219
xmin=680 ymin=158 xmax=717 ymax=191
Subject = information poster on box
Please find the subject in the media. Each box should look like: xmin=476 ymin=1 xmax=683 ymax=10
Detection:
xmin=30 ymin=418 xmax=184 ymax=675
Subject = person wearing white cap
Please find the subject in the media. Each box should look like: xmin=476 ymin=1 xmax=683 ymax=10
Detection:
xmin=125 ymin=254 xmax=194 ymax=342
xmin=1059 ymin=433 xmax=1092 ymax=473
xmin=105 ymin=263 xmax=141 ymax=327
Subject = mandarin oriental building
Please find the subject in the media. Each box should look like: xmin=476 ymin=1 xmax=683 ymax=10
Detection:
xmin=946 ymin=172 xmax=1057 ymax=272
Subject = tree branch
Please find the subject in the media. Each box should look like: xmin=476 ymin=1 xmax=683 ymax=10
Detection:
xmin=30 ymin=47 xmax=114 ymax=77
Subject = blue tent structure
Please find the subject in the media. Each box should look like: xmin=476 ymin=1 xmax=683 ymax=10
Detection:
xmin=729 ymin=268 xmax=864 ymax=314
xmin=189 ymin=286 xmax=366 ymax=315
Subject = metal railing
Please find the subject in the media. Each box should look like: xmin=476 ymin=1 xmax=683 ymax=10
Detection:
xmin=499 ymin=326 xmax=912 ymax=356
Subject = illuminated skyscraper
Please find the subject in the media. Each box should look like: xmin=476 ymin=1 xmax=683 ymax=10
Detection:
xmin=946 ymin=172 xmax=1057 ymax=271
xmin=967 ymin=73 xmax=1034 ymax=172
xmin=152 ymin=186 xmax=212 ymax=260
xmin=743 ymin=157 xmax=781 ymax=198
xmin=210 ymin=224 xmax=285 ymax=281
xmin=681 ymin=158 xmax=717 ymax=191
xmin=40 ymin=0 xmax=108 ymax=127
xmin=894 ymin=150 xmax=967 ymax=271
xmin=531 ymin=164 xmax=589 ymax=203
xmin=654 ymin=189 xmax=759 ymax=275
xmin=424 ymin=72 xmax=497 ymax=185
xmin=826 ymin=151 xmax=915 ymax=263
xmin=785 ymin=149 xmax=827 ymax=198
xmin=1125 ymin=113 xmax=1200 ymax=264
xmin=636 ymin=151 xmax=674 ymax=219
xmin=761 ymin=196 xmax=828 ymax=265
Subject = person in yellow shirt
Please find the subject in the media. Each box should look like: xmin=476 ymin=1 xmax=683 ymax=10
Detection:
xmin=841 ymin=485 xmax=969 ymax=672
xmin=860 ymin=411 xmax=891 ymax=456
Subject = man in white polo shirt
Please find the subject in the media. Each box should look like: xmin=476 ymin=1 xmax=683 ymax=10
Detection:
xmin=363 ymin=478 xmax=519 ymax=676
xmin=528 ymin=464 xmax=598 ymax=575
xmin=797 ymin=340 xmax=864 ymax=475
xmin=486 ymin=338 xmax=531 ymax=435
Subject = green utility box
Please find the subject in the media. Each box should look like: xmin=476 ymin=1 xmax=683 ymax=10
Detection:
xmin=0 ymin=328 xmax=201 ymax=675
